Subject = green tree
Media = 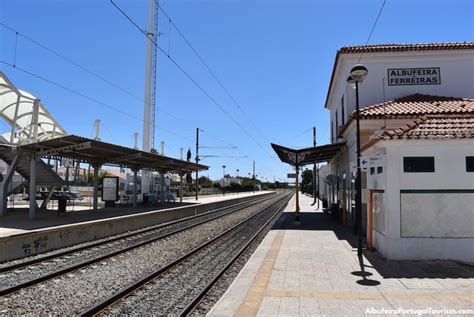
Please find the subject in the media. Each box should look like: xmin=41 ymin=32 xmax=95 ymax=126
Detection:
xmin=86 ymin=170 xmax=111 ymax=185
xmin=300 ymin=169 xmax=313 ymax=194
xmin=198 ymin=176 xmax=213 ymax=188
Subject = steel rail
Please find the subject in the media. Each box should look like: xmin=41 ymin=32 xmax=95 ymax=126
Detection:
xmin=0 ymin=193 xmax=273 ymax=274
xmin=0 ymin=194 xmax=277 ymax=296
xmin=179 ymin=192 xmax=292 ymax=315
xmin=78 ymin=192 xmax=292 ymax=317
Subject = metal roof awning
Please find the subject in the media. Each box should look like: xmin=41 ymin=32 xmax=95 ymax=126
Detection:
xmin=18 ymin=135 xmax=208 ymax=174
xmin=271 ymin=142 xmax=346 ymax=166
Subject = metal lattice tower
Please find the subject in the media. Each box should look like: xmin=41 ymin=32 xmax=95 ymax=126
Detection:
xmin=150 ymin=1 xmax=159 ymax=149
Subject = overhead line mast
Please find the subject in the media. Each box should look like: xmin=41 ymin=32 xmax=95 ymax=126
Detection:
xmin=142 ymin=0 xmax=159 ymax=194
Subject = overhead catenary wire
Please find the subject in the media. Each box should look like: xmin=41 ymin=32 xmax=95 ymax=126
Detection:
xmin=157 ymin=3 xmax=273 ymax=146
xmin=109 ymin=0 xmax=275 ymax=160
xmin=358 ymin=0 xmax=387 ymax=63
xmin=1 ymin=21 xmax=272 ymax=176
xmin=0 ymin=60 xmax=193 ymax=143
xmin=1 ymin=7 xmax=277 ymax=177
xmin=0 ymin=21 xmax=187 ymax=139
xmin=199 ymin=128 xmax=236 ymax=148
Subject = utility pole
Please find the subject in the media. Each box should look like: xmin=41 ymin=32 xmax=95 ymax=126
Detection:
xmin=94 ymin=119 xmax=101 ymax=141
xmin=253 ymin=161 xmax=256 ymax=193
xmin=133 ymin=132 xmax=139 ymax=150
xmin=160 ymin=141 xmax=165 ymax=155
xmin=195 ymin=128 xmax=199 ymax=201
xmin=180 ymin=148 xmax=184 ymax=203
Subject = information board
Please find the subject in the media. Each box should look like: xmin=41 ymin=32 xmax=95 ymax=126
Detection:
xmin=102 ymin=176 xmax=119 ymax=202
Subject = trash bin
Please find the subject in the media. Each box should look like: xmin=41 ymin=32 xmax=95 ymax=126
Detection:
xmin=322 ymin=198 xmax=328 ymax=209
xmin=58 ymin=196 xmax=67 ymax=213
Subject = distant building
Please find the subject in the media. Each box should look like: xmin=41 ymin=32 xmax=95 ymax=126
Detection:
xmin=218 ymin=176 xmax=241 ymax=188
xmin=324 ymin=42 xmax=474 ymax=263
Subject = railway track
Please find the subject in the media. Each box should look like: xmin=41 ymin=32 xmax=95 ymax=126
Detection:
xmin=80 ymin=192 xmax=292 ymax=316
xmin=0 ymin=193 xmax=275 ymax=295
xmin=0 ymin=192 xmax=290 ymax=315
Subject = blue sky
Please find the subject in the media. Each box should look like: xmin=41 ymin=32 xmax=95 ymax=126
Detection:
xmin=0 ymin=0 xmax=473 ymax=181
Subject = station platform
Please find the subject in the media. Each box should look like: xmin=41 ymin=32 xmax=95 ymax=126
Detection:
xmin=0 ymin=191 xmax=272 ymax=263
xmin=0 ymin=191 xmax=268 ymax=236
xmin=209 ymin=194 xmax=474 ymax=316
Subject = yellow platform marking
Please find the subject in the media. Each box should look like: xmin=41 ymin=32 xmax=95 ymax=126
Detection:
xmin=235 ymin=231 xmax=285 ymax=316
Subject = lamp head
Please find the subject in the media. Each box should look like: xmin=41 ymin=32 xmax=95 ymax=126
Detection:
xmin=346 ymin=75 xmax=356 ymax=89
xmin=350 ymin=64 xmax=368 ymax=82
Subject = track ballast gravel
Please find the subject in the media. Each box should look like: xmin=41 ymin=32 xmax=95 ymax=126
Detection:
xmin=0 ymin=195 xmax=272 ymax=291
xmin=0 ymin=194 xmax=284 ymax=315
xmin=98 ymin=194 xmax=289 ymax=315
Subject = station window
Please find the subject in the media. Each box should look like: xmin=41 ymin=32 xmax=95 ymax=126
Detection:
xmin=377 ymin=166 xmax=383 ymax=174
xmin=370 ymin=167 xmax=375 ymax=175
xmin=466 ymin=156 xmax=474 ymax=172
xmin=403 ymin=157 xmax=435 ymax=173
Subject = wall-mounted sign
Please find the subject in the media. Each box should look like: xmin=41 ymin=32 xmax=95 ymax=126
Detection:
xmin=102 ymin=176 xmax=119 ymax=202
xmin=360 ymin=156 xmax=370 ymax=171
xmin=387 ymin=67 xmax=440 ymax=86
xmin=287 ymin=173 xmax=296 ymax=178
xmin=369 ymin=155 xmax=386 ymax=167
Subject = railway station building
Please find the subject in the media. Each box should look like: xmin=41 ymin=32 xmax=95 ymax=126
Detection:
xmin=324 ymin=42 xmax=474 ymax=263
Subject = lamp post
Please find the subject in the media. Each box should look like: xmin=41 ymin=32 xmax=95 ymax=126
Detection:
xmin=347 ymin=64 xmax=368 ymax=257
xmin=236 ymin=169 xmax=239 ymax=178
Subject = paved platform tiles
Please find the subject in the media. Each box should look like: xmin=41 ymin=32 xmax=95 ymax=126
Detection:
xmin=0 ymin=191 xmax=270 ymax=238
xmin=210 ymin=194 xmax=474 ymax=316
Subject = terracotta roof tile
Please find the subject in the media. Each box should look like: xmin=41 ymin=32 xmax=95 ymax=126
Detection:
xmin=339 ymin=42 xmax=474 ymax=54
xmin=358 ymin=94 xmax=474 ymax=119
xmin=381 ymin=115 xmax=474 ymax=140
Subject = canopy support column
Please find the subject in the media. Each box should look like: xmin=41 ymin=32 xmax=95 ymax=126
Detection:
xmin=29 ymin=154 xmax=38 ymax=220
xmin=0 ymin=153 xmax=20 ymax=216
xmin=160 ymin=171 xmax=165 ymax=203
xmin=295 ymin=164 xmax=300 ymax=222
xmin=92 ymin=164 xmax=100 ymax=211
xmin=132 ymin=169 xmax=138 ymax=207
xmin=179 ymin=173 xmax=184 ymax=203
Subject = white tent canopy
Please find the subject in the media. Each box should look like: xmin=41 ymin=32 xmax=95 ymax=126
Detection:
xmin=0 ymin=72 xmax=67 ymax=144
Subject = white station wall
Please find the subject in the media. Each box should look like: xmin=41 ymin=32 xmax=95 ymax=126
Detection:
xmin=372 ymin=139 xmax=474 ymax=262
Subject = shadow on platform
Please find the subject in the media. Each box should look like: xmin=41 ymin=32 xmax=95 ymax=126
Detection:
xmin=273 ymin=211 xmax=474 ymax=279
xmin=273 ymin=211 xmax=356 ymax=245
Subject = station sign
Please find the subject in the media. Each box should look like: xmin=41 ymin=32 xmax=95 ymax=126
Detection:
xmin=287 ymin=173 xmax=296 ymax=178
xmin=368 ymin=155 xmax=386 ymax=167
xmin=353 ymin=154 xmax=386 ymax=172
xmin=387 ymin=67 xmax=440 ymax=86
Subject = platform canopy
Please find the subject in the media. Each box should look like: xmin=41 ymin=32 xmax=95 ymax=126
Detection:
xmin=0 ymin=72 xmax=67 ymax=144
xmin=18 ymin=135 xmax=208 ymax=174
xmin=271 ymin=142 xmax=346 ymax=166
